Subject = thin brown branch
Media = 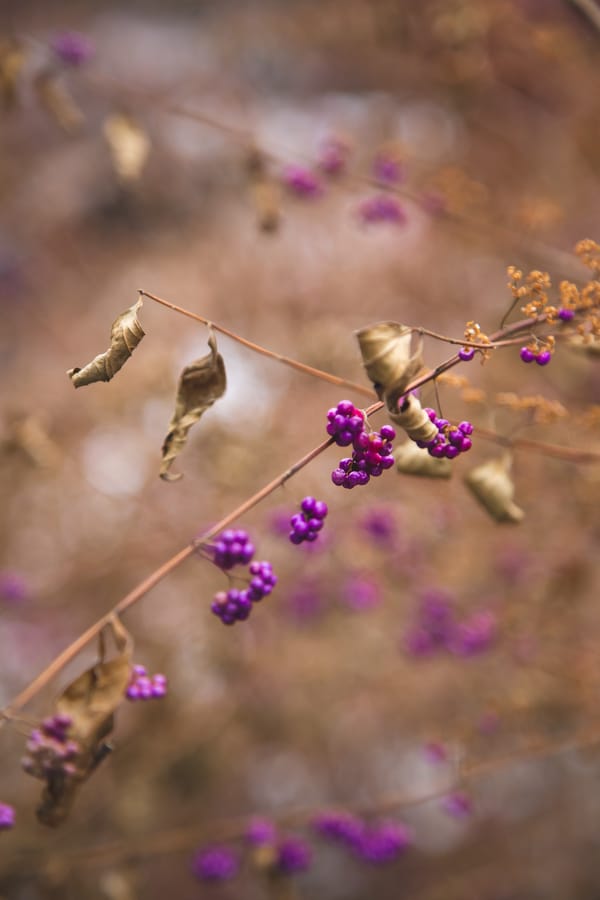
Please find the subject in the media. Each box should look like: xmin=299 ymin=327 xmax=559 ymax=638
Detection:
xmin=476 ymin=426 xmax=600 ymax=463
xmin=139 ymin=289 xmax=375 ymax=399
xmin=567 ymin=0 xmax=600 ymax=33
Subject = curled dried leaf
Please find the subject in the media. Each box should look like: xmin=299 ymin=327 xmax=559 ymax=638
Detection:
xmin=246 ymin=147 xmax=281 ymax=233
xmin=67 ymin=298 xmax=145 ymax=387
xmin=355 ymin=322 xmax=424 ymax=410
xmin=389 ymin=393 xmax=439 ymax=444
xmin=160 ymin=330 xmax=227 ymax=481
xmin=395 ymin=440 xmax=452 ymax=478
xmin=34 ymin=617 xmax=133 ymax=827
xmin=464 ymin=454 xmax=524 ymax=524
xmin=35 ymin=71 xmax=84 ymax=133
xmin=104 ymin=113 xmax=151 ymax=183
xmin=0 ymin=39 xmax=26 ymax=109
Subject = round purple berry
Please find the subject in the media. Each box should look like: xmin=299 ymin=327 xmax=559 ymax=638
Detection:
xmin=458 ymin=347 xmax=475 ymax=361
xmin=535 ymin=350 xmax=551 ymax=366
xmin=520 ymin=347 xmax=535 ymax=363
xmin=558 ymin=308 xmax=575 ymax=322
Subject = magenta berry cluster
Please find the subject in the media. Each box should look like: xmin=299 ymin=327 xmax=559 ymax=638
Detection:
xmin=212 ymin=529 xmax=255 ymax=570
xmin=211 ymin=561 xmax=277 ymax=626
xmin=126 ymin=664 xmax=168 ymax=701
xmin=519 ymin=346 xmax=551 ymax=366
xmin=0 ymin=803 xmax=15 ymax=831
xmin=313 ymin=811 xmax=411 ymax=864
xmin=415 ymin=409 xmax=473 ymax=459
xmin=328 ymin=401 xmax=396 ymax=489
xmin=326 ymin=400 xmax=366 ymax=446
xmin=289 ymin=496 xmax=328 ymax=544
xmin=21 ymin=714 xmax=80 ymax=781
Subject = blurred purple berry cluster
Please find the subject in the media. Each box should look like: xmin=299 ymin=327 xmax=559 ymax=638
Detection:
xmin=416 ymin=408 xmax=473 ymax=459
xmin=22 ymin=714 xmax=79 ymax=781
xmin=126 ymin=664 xmax=168 ymax=701
xmin=51 ymin=31 xmax=94 ymax=66
xmin=405 ymin=589 xmax=497 ymax=658
xmin=289 ymin=496 xmax=328 ymax=544
xmin=313 ymin=811 xmax=411 ymax=864
xmin=358 ymin=194 xmax=406 ymax=225
xmin=0 ymin=803 xmax=15 ymax=831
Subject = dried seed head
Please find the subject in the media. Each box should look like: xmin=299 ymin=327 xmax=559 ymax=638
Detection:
xmin=464 ymin=454 xmax=524 ymax=524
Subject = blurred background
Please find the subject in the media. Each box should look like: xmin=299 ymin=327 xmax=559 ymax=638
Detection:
xmin=1 ymin=0 xmax=600 ymax=896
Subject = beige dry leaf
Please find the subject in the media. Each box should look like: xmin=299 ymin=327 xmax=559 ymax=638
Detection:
xmin=104 ymin=113 xmax=151 ymax=183
xmin=67 ymin=298 xmax=145 ymax=388
xmin=356 ymin=322 xmax=424 ymax=409
xmin=36 ymin=616 xmax=133 ymax=827
xmin=160 ymin=330 xmax=227 ymax=481
xmin=35 ymin=71 xmax=84 ymax=133
xmin=464 ymin=453 xmax=524 ymax=524
xmin=0 ymin=39 xmax=25 ymax=109
xmin=389 ymin=393 xmax=439 ymax=444
xmin=395 ymin=440 xmax=452 ymax=478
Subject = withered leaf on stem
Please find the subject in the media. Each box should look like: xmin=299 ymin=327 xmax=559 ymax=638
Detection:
xmin=36 ymin=616 xmax=133 ymax=827
xmin=67 ymin=298 xmax=145 ymax=388
xmin=464 ymin=453 xmax=524 ymax=524
xmin=355 ymin=322 xmax=424 ymax=411
xmin=104 ymin=113 xmax=151 ymax=184
xmin=395 ymin=440 xmax=452 ymax=478
xmin=34 ymin=71 xmax=84 ymax=133
xmin=0 ymin=39 xmax=26 ymax=109
xmin=160 ymin=330 xmax=227 ymax=481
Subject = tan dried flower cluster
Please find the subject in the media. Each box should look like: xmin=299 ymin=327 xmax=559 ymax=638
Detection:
xmin=507 ymin=267 xmax=554 ymax=319
xmin=575 ymin=239 xmax=600 ymax=273
xmin=495 ymin=392 xmax=567 ymax=424
xmin=576 ymin=405 xmax=600 ymax=429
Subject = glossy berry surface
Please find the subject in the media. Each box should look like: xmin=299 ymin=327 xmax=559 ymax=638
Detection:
xmin=520 ymin=347 xmax=535 ymax=363
xmin=212 ymin=529 xmax=255 ymax=570
xmin=331 ymin=425 xmax=396 ymax=489
xmin=414 ymin=409 xmax=473 ymax=459
xmin=458 ymin=346 xmax=475 ymax=361
xmin=289 ymin=496 xmax=328 ymax=544
xmin=126 ymin=664 xmax=168 ymax=701
xmin=326 ymin=401 xmax=365 ymax=447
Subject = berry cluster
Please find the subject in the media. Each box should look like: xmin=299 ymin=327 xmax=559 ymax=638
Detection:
xmin=212 ymin=529 xmax=255 ymax=570
xmin=331 ymin=426 xmax=396 ymax=489
xmin=0 ymin=803 xmax=15 ymax=831
xmin=519 ymin=346 xmax=551 ymax=365
xmin=126 ymin=664 xmax=168 ymax=701
xmin=414 ymin=409 xmax=473 ymax=459
xmin=211 ymin=561 xmax=277 ymax=626
xmin=313 ymin=811 xmax=411 ymax=864
xmin=326 ymin=400 xmax=365 ymax=446
xmin=289 ymin=496 xmax=328 ymax=544
xmin=21 ymin=714 xmax=80 ymax=781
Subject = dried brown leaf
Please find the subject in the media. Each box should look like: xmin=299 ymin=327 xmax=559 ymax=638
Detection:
xmin=355 ymin=322 xmax=423 ymax=410
xmin=160 ymin=330 xmax=227 ymax=481
xmin=395 ymin=440 xmax=452 ymax=478
xmin=35 ymin=71 xmax=84 ymax=133
xmin=0 ymin=39 xmax=25 ymax=109
xmin=389 ymin=393 xmax=439 ymax=444
xmin=464 ymin=454 xmax=524 ymax=524
xmin=67 ymin=298 xmax=145 ymax=388
xmin=36 ymin=617 xmax=133 ymax=827
xmin=104 ymin=113 xmax=151 ymax=183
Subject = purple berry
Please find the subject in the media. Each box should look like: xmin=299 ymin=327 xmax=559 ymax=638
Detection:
xmin=558 ymin=308 xmax=575 ymax=322
xmin=0 ymin=804 xmax=15 ymax=831
xmin=520 ymin=347 xmax=535 ymax=363
xmin=535 ymin=350 xmax=551 ymax=366
xmin=192 ymin=846 xmax=239 ymax=882
xmin=458 ymin=347 xmax=475 ymax=361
